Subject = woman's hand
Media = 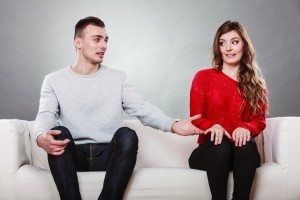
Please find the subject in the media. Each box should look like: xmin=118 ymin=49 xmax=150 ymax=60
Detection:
xmin=232 ymin=127 xmax=251 ymax=147
xmin=205 ymin=124 xmax=231 ymax=145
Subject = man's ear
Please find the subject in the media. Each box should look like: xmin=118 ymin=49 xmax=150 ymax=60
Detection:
xmin=74 ymin=37 xmax=82 ymax=49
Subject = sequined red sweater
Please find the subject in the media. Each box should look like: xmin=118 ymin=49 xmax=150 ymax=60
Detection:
xmin=190 ymin=68 xmax=266 ymax=144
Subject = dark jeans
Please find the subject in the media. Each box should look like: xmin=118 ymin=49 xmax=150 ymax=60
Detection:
xmin=189 ymin=136 xmax=260 ymax=200
xmin=48 ymin=126 xmax=138 ymax=200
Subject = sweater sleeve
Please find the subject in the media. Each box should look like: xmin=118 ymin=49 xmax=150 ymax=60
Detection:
xmin=34 ymin=76 xmax=59 ymax=140
xmin=236 ymin=102 xmax=267 ymax=138
xmin=190 ymin=72 xmax=214 ymax=130
xmin=121 ymin=74 xmax=175 ymax=132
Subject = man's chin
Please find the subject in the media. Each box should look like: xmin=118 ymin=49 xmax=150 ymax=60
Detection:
xmin=92 ymin=59 xmax=103 ymax=65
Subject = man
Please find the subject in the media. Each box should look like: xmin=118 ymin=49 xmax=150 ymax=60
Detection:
xmin=35 ymin=16 xmax=202 ymax=200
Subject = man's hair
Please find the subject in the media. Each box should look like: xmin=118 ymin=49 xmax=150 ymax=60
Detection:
xmin=74 ymin=16 xmax=105 ymax=40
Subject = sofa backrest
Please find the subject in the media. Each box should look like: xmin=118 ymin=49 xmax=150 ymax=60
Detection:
xmin=28 ymin=120 xmax=199 ymax=170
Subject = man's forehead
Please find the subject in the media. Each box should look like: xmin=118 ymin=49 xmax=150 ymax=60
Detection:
xmin=83 ymin=24 xmax=108 ymax=37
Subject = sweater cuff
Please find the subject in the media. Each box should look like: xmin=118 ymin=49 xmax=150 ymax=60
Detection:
xmin=165 ymin=118 xmax=177 ymax=133
xmin=35 ymin=132 xmax=47 ymax=144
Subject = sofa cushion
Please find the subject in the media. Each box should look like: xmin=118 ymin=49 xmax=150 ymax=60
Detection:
xmin=28 ymin=120 xmax=200 ymax=170
xmin=16 ymin=162 xmax=285 ymax=200
xmin=28 ymin=119 xmax=267 ymax=171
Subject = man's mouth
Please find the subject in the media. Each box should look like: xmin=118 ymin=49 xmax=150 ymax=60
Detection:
xmin=96 ymin=52 xmax=105 ymax=57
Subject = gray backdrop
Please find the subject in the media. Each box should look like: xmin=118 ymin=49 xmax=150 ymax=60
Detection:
xmin=0 ymin=0 xmax=299 ymax=120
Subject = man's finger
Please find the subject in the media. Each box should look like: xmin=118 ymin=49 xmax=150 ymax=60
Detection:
xmin=52 ymin=150 xmax=65 ymax=156
xmin=50 ymin=138 xmax=70 ymax=146
xmin=48 ymin=130 xmax=61 ymax=136
xmin=199 ymin=129 xmax=205 ymax=134
xmin=224 ymin=131 xmax=232 ymax=139
xmin=189 ymin=125 xmax=201 ymax=134
xmin=53 ymin=147 xmax=65 ymax=152
xmin=189 ymin=114 xmax=201 ymax=121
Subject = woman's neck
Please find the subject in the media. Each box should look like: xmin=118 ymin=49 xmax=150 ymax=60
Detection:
xmin=222 ymin=63 xmax=240 ymax=80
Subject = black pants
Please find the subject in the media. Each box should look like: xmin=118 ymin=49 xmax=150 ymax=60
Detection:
xmin=189 ymin=137 xmax=260 ymax=200
xmin=48 ymin=126 xmax=138 ymax=200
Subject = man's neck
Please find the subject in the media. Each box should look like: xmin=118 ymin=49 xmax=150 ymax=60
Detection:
xmin=72 ymin=59 xmax=100 ymax=75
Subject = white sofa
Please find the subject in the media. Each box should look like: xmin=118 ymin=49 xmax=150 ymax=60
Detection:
xmin=0 ymin=117 xmax=299 ymax=200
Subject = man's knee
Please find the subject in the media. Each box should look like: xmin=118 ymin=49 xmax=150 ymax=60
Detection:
xmin=51 ymin=126 xmax=73 ymax=141
xmin=115 ymin=127 xmax=138 ymax=152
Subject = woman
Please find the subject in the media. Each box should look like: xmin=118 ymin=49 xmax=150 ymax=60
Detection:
xmin=189 ymin=21 xmax=268 ymax=200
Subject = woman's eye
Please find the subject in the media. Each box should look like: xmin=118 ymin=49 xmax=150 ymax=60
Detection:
xmin=232 ymin=40 xmax=239 ymax=45
xmin=219 ymin=41 xmax=225 ymax=46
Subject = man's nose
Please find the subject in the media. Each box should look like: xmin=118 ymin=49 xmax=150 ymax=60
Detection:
xmin=99 ymin=40 xmax=107 ymax=50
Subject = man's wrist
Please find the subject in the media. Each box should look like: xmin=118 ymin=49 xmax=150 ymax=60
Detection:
xmin=36 ymin=132 xmax=47 ymax=147
xmin=171 ymin=120 xmax=179 ymax=133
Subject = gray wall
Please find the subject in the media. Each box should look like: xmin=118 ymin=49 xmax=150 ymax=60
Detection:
xmin=0 ymin=0 xmax=299 ymax=120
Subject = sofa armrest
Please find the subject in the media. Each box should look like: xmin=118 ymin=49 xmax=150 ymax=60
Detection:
xmin=265 ymin=117 xmax=300 ymax=166
xmin=265 ymin=117 xmax=300 ymax=199
xmin=0 ymin=119 xmax=31 ymax=175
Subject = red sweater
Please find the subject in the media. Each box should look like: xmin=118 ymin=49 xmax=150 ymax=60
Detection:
xmin=190 ymin=68 xmax=266 ymax=144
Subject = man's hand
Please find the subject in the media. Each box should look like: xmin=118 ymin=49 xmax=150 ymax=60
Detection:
xmin=171 ymin=114 xmax=204 ymax=136
xmin=232 ymin=127 xmax=251 ymax=147
xmin=37 ymin=130 xmax=70 ymax=156
xmin=205 ymin=124 xmax=231 ymax=145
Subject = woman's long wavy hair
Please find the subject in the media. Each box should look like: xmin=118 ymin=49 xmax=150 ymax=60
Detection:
xmin=212 ymin=21 xmax=268 ymax=114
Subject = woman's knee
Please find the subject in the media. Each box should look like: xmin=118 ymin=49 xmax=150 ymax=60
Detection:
xmin=206 ymin=136 xmax=232 ymax=157
xmin=189 ymin=145 xmax=206 ymax=170
xmin=234 ymin=140 xmax=260 ymax=166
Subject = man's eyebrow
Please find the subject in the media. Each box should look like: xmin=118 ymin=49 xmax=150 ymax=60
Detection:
xmin=92 ymin=35 xmax=109 ymax=40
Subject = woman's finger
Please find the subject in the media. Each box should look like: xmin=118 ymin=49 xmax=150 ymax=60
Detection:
xmin=210 ymin=130 xmax=215 ymax=142
xmin=218 ymin=131 xmax=224 ymax=144
xmin=239 ymin=132 xmax=243 ymax=146
xmin=243 ymin=131 xmax=247 ymax=145
xmin=215 ymin=130 xmax=220 ymax=145
xmin=235 ymin=132 xmax=239 ymax=146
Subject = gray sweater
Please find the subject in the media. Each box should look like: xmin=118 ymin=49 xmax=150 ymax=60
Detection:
xmin=35 ymin=65 xmax=175 ymax=144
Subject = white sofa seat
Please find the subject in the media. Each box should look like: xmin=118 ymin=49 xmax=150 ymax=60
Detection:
xmin=0 ymin=117 xmax=299 ymax=200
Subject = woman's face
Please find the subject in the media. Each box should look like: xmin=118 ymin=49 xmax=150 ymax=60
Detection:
xmin=219 ymin=30 xmax=244 ymax=67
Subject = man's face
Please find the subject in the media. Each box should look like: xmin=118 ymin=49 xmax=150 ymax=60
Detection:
xmin=75 ymin=25 xmax=108 ymax=65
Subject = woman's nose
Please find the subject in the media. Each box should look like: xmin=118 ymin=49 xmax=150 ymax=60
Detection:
xmin=226 ymin=44 xmax=232 ymax=51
